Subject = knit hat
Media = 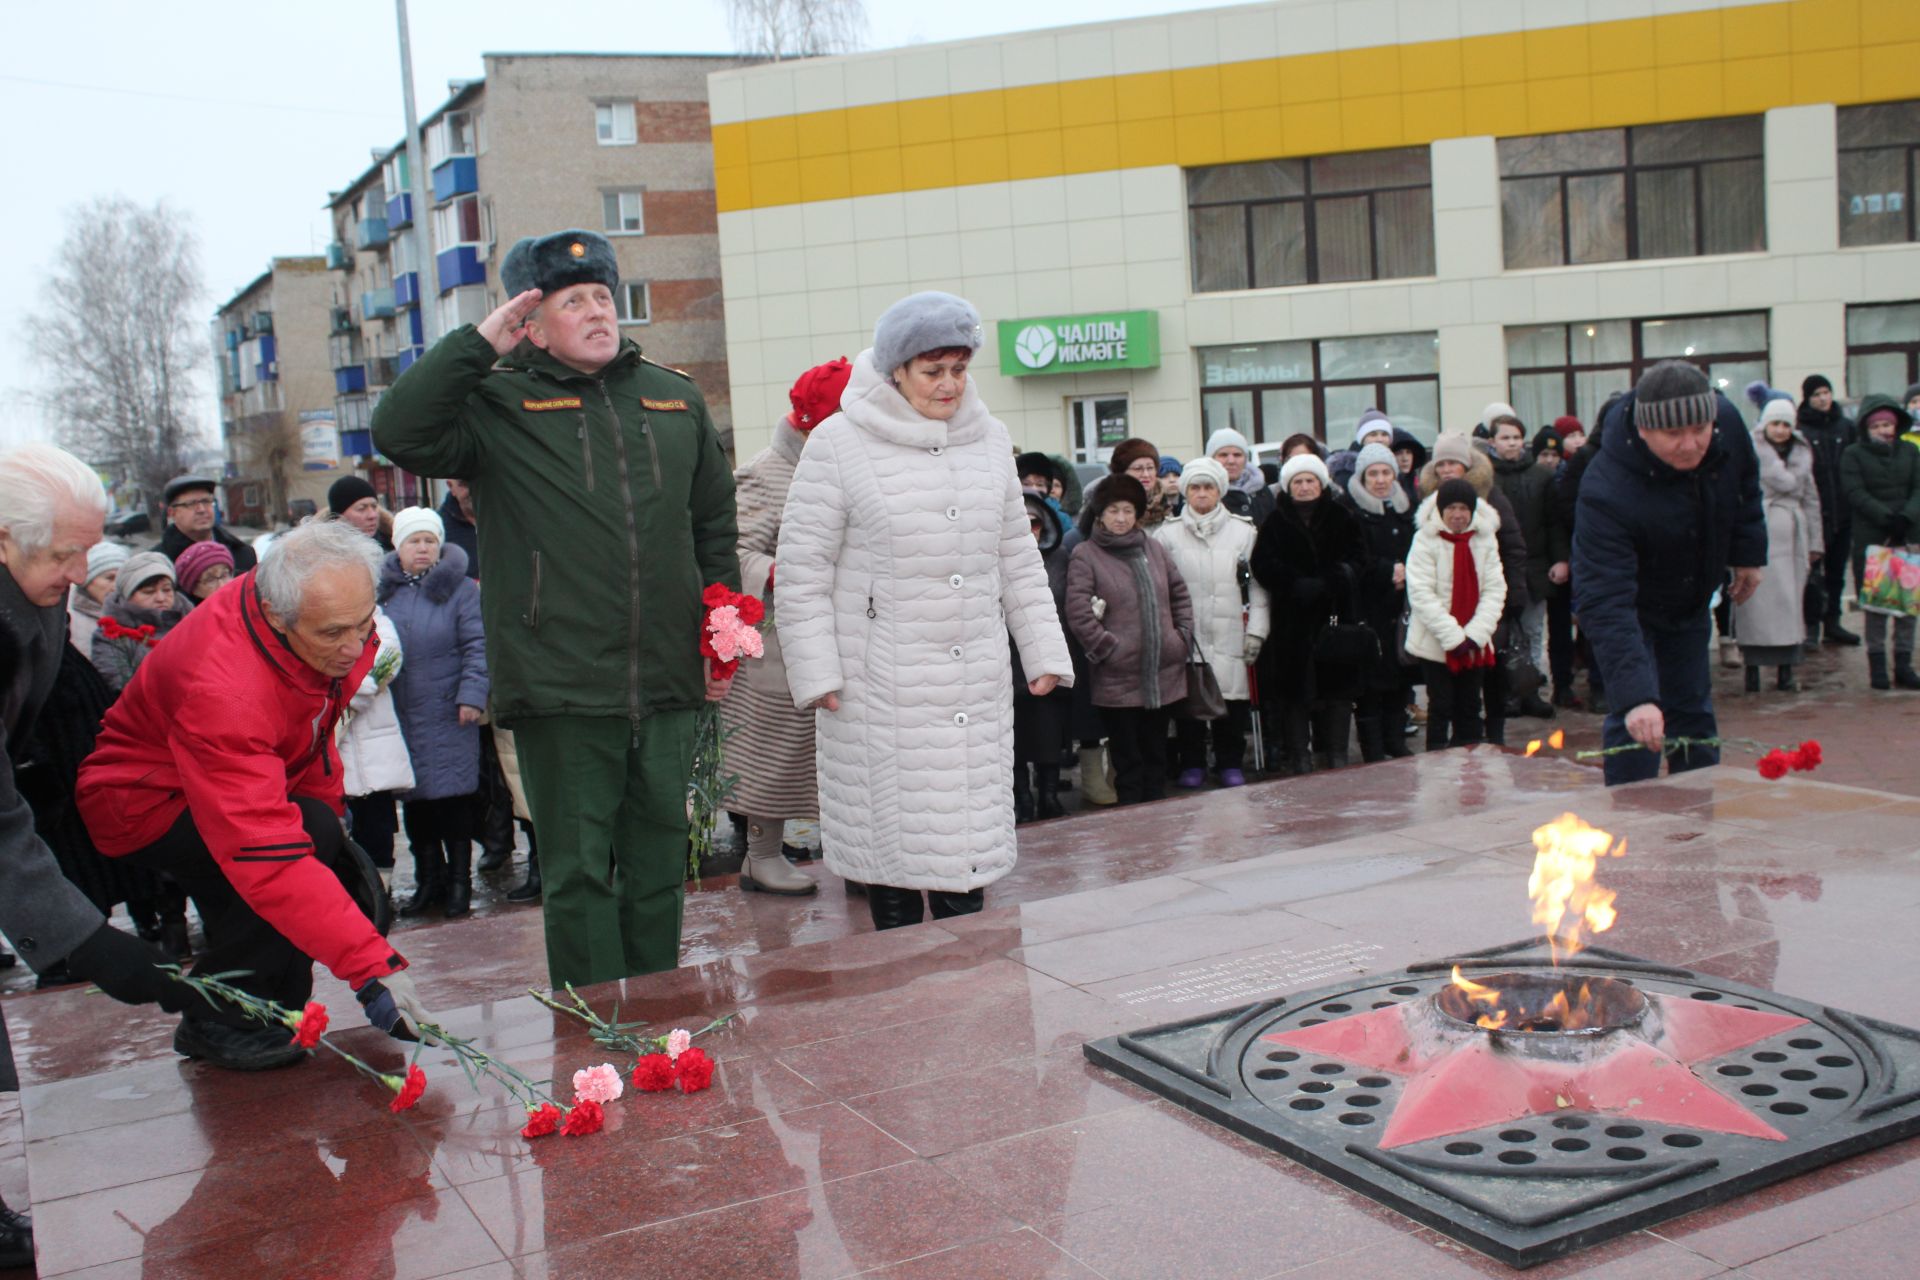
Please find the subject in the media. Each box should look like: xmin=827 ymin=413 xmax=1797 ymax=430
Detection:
xmin=1351 ymin=409 xmax=1394 ymax=450
xmin=173 ymin=540 xmax=234 ymax=596
xmin=1904 ymin=382 xmax=1920 ymax=408
xmin=1205 ymin=426 xmax=1251 ymax=458
xmin=501 ymin=229 xmax=619 ymax=297
xmin=85 ymin=540 xmax=129 ymax=586
xmin=1801 ymin=373 xmax=1833 ymax=401
xmin=1436 ymin=478 xmax=1479 ymax=513
xmin=1554 ymin=414 xmax=1584 ymax=437
xmin=391 ymin=506 xmax=445 ymax=549
xmin=872 ymin=291 xmax=982 ymax=376
xmin=1179 ymin=456 xmax=1229 ymax=495
xmin=1015 ymin=452 xmax=1059 ymax=486
xmin=1279 ymin=453 xmax=1331 ymax=493
xmin=118 ymin=551 xmax=174 ymax=595
xmin=1481 ymin=402 xmax=1523 ymax=432
xmin=1090 ymin=473 xmax=1149 ymax=519
xmin=1431 ymin=432 xmax=1475 ymax=467
xmin=1758 ymin=398 xmax=1797 ymax=428
xmin=1353 ymin=442 xmax=1398 ymax=479
xmin=1108 ymin=437 xmax=1160 ymax=476
xmin=1745 ymin=381 xmax=1793 ymax=410
xmin=788 ymin=356 xmax=853 ymax=430
xmin=327 ymin=474 xmax=378 ymax=516
xmin=1533 ymin=425 xmax=1565 ymax=458
xmin=1633 ymin=361 xmax=1716 ymax=430
xmin=1157 ymin=455 xmax=1184 ymax=478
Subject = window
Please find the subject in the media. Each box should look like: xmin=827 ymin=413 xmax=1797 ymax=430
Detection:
xmin=1198 ymin=332 xmax=1439 ymax=445
xmin=360 ymin=185 xmax=386 ymax=221
xmin=616 ymin=282 xmax=650 ymax=325
xmin=595 ymin=102 xmax=636 ymax=146
xmin=602 ymin=189 xmax=645 ymax=234
xmin=1505 ymin=312 xmax=1769 ymax=430
xmin=1499 ymin=117 xmax=1765 ymax=268
xmin=1187 ymin=148 xmax=1435 ymax=292
xmin=435 ymin=195 xmax=483 ymax=247
xmin=335 ymin=395 xmax=372 ymax=433
xmin=1839 ymin=102 xmax=1920 ymax=247
xmin=428 ymin=110 xmax=475 ymax=166
xmin=1846 ymin=302 xmax=1920 ymax=398
xmin=381 ymin=151 xmax=410 ymax=194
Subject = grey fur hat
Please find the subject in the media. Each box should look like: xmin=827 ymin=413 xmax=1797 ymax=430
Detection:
xmin=501 ymin=230 xmax=619 ymax=297
xmin=873 ymin=291 xmax=983 ymax=375
xmin=118 ymin=551 xmax=175 ymax=594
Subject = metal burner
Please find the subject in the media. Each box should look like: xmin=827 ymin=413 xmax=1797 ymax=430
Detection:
xmin=1084 ymin=939 xmax=1920 ymax=1268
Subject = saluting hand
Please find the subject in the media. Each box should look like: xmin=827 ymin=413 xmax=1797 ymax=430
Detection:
xmin=477 ymin=289 xmax=543 ymax=356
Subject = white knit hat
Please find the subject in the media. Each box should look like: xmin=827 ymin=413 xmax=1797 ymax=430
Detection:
xmin=86 ymin=540 xmax=130 ymax=585
xmin=1205 ymin=426 xmax=1251 ymax=458
xmin=1179 ymin=455 xmax=1230 ymax=495
xmin=391 ymin=506 xmax=445 ymax=549
xmin=1279 ymin=453 xmax=1331 ymax=492
xmin=1758 ymin=398 xmax=1796 ymax=428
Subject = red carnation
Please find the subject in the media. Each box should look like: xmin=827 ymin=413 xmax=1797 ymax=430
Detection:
xmin=674 ymin=1046 xmax=716 ymax=1093
xmin=736 ymin=595 xmax=765 ymax=626
xmin=561 ymin=1098 xmax=604 ymax=1136
xmin=291 ymin=1001 xmax=329 ymax=1049
xmin=1756 ymin=750 xmax=1791 ymax=781
xmin=389 ymin=1064 xmax=428 ymax=1113
xmin=702 ymin=583 xmax=732 ymax=607
xmin=632 ymin=1052 xmax=676 ymax=1092
xmin=521 ymin=1103 xmax=563 ymax=1138
xmin=1790 ymin=740 xmax=1822 ymax=771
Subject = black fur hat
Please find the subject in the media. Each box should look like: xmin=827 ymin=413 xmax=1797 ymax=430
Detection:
xmin=501 ymin=229 xmax=619 ymax=297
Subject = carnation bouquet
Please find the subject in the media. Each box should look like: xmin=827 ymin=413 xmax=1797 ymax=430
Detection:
xmin=689 ymin=582 xmax=765 ymax=878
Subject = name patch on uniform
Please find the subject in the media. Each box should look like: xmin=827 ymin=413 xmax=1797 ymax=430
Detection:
xmin=521 ymin=397 xmax=583 ymax=411
xmin=641 ymin=398 xmax=689 ymax=412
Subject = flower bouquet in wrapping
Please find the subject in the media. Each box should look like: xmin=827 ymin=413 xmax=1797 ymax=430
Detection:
xmin=688 ymin=583 xmax=764 ymax=879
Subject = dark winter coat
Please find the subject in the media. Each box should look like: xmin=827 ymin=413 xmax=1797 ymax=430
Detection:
xmin=378 ymin=543 xmax=489 ymax=800
xmin=438 ymin=492 xmax=480 ymax=580
xmin=372 ymin=325 xmax=739 ymax=729
xmin=1014 ymin=491 xmax=1075 ymax=762
xmin=1392 ymin=429 xmax=1429 ymax=507
xmin=1797 ymin=399 xmax=1856 ymax=544
xmin=1249 ymin=492 xmax=1371 ymax=702
xmin=1221 ymin=480 xmax=1277 ymax=525
xmin=1339 ymin=477 xmax=1416 ymax=694
xmin=1838 ymin=433 xmax=1920 ymax=555
xmin=1571 ymin=390 xmax=1766 ymax=713
xmin=153 ymin=522 xmax=258 ymax=573
xmin=1489 ymin=449 xmax=1570 ymax=602
xmin=1066 ymin=526 xmax=1194 ymax=710
xmin=89 ymin=590 xmax=191 ymax=693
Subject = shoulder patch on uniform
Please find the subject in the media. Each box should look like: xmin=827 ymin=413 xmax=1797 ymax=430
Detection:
xmin=641 ymin=398 xmax=689 ymax=412
xmin=640 ymin=356 xmax=695 ymax=382
xmin=521 ymin=396 xmax=583 ymax=411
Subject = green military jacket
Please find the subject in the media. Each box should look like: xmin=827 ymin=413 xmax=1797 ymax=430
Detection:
xmin=372 ymin=326 xmax=739 ymax=729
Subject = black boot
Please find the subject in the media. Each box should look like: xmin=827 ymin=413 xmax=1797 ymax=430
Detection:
xmin=1314 ymin=707 xmax=1351 ymax=768
xmin=1776 ymin=664 xmax=1798 ymax=692
xmin=866 ymin=884 xmax=924 ymax=931
xmin=1282 ymin=708 xmax=1313 ymax=776
xmin=442 ymin=840 xmax=473 ymax=917
xmin=0 ymin=1196 xmax=31 ymax=1270
xmin=507 ymin=825 xmax=542 ymax=902
xmin=1745 ymin=665 xmax=1761 ymax=694
xmin=1870 ymin=652 xmax=1892 ymax=691
xmin=1013 ymin=765 xmax=1036 ymax=824
xmin=1381 ymin=712 xmax=1412 ymax=758
xmin=1896 ymin=653 xmax=1920 ymax=690
xmin=1034 ymin=764 xmax=1066 ymax=818
xmin=400 ymin=840 xmax=444 ymax=916
xmin=1355 ymin=714 xmax=1385 ymax=764
xmin=1824 ymin=616 xmax=1862 ymax=645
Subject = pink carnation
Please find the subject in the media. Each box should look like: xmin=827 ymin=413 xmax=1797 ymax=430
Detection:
xmin=707 ymin=608 xmax=765 ymax=664
xmin=666 ymin=1028 xmax=692 ymax=1061
xmin=571 ymin=1063 xmax=625 ymax=1105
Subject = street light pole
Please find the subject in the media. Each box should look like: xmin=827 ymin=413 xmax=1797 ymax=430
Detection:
xmin=396 ymin=0 xmax=440 ymax=346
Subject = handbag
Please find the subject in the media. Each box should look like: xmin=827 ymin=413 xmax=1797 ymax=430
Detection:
xmin=1313 ymin=613 xmax=1381 ymax=666
xmin=1393 ymin=601 xmax=1419 ymax=668
xmin=1178 ymin=629 xmax=1228 ymax=721
xmin=1861 ymin=544 xmax=1920 ymax=618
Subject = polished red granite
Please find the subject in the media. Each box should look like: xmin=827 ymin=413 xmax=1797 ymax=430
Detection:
xmin=8 ymin=738 xmax=1920 ymax=1277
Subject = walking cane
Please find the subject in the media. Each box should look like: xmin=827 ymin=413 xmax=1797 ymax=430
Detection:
xmin=1238 ymin=554 xmax=1265 ymax=765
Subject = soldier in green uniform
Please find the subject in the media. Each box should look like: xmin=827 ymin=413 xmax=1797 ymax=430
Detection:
xmin=373 ymin=229 xmax=739 ymax=988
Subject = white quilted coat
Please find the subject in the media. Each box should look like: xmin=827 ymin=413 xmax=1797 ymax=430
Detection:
xmin=1403 ymin=495 xmax=1506 ymax=664
xmin=1152 ymin=505 xmax=1270 ymax=701
xmin=337 ymin=608 xmax=415 ymax=797
xmin=775 ymin=350 xmax=1073 ymax=893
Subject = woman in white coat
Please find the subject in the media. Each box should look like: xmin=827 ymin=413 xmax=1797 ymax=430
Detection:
xmin=1153 ymin=457 xmax=1269 ymax=787
xmin=338 ymin=607 xmax=413 ymax=871
xmin=776 ymin=292 xmax=1073 ymax=930
xmin=1733 ymin=400 xmax=1823 ymax=693
xmin=1404 ymin=477 xmax=1506 ymax=750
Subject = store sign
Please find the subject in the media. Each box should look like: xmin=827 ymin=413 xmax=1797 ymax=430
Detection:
xmin=299 ymin=410 xmax=340 ymax=472
xmin=998 ymin=311 xmax=1160 ymax=377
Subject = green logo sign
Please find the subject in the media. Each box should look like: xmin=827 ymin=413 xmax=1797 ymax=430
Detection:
xmin=997 ymin=310 xmax=1160 ymax=377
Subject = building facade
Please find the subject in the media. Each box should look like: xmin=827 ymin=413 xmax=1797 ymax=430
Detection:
xmin=214 ymin=256 xmax=346 ymax=526
xmin=325 ymin=51 xmax=754 ymax=505
xmin=710 ymin=0 xmax=1920 ymax=463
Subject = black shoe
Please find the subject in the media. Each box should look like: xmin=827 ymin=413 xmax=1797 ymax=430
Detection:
xmin=1013 ymin=777 xmax=1036 ymax=824
xmin=0 ymin=1199 xmax=32 ymax=1270
xmin=843 ymin=879 xmax=868 ymax=896
xmin=1824 ymin=618 xmax=1862 ymax=646
xmin=1897 ymin=657 xmax=1920 ymax=690
xmin=0 ymin=946 xmax=14 ymax=970
xmin=34 ymin=961 xmax=75 ymax=990
xmin=174 ymin=1018 xmax=306 ymax=1071
xmin=507 ymin=831 xmax=541 ymax=902
xmin=1551 ymin=685 xmax=1585 ymax=710
xmin=1745 ymin=665 xmax=1761 ymax=694
xmin=1516 ymin=693 xmax=1555 ymax=719
xmin=476 ymin=844 xmax=513 ymax=873
xmin=1776 ymin=665 xmax=1798 ymax=693
xmin=442 ymin=841 xmax=473 ymax=918
xmin=1870 ymin=652 xmax=1892 ymax=690
xmin=400 ymin=840 xmax=444 ymax=916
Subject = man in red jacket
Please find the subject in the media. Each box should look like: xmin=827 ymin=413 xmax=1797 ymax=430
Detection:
xmin=79 ymin=521 xmax=438 ymax=1070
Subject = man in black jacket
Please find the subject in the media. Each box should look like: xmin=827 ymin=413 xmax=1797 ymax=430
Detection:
xmin=1796 ymin=375 xmax=1860 ymax=645
xmin=1573 ymin=363 xmax=1766 ymax=786
xmin=151 ymin=474 xmax=258 ymax=573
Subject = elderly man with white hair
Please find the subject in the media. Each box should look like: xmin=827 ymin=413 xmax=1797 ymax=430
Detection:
xmin=1 ymin=442 xmax=189 ymax=1266
xmin=77 ymin=520 xmax=439 ymax=1072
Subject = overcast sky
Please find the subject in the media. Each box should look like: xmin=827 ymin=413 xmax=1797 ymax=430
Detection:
xmin=0 ymin=0 xmax=1235 ymax=451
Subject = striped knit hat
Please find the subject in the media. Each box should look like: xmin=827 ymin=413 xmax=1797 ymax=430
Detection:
xmin=1633 ymin=361 xmax=1716 ymax=431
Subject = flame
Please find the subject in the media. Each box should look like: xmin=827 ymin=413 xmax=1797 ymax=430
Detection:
xmin=1450 ymin=966 xmax=1608 ymax=1032
xmin=1524 ymin=739 xmax=1543 ymax=757
xmin=1529 ymin=813 xmax=1625 ymax=963
xmin=1451 ymin=966 xmax=1509 ymax=1030
xmin=1548 ymin=729 xmax=1565 ymax=749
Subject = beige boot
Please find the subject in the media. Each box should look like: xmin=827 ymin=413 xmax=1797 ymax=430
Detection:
xmin=739 ymin=819 xmax=817 ymax=895
xmin=1078 ymin=745 xmax=1118 ymax=806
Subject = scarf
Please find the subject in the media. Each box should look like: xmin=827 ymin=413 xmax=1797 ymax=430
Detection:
xmin=1439 ymin=529 xmax=1495 ymax=673
xmin=1181 ymin=500 xmax=1227 ymax=541
xmin=1092 ymin=524 xmax=1165 ymax=704
xmin=1230 ymin=466 xmax=1265 ymax=494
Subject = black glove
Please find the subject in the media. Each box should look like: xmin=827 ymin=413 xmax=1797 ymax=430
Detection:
xmin=64 ymin=923 xmax=190 ymax=1012
xmin=1886 ymin=515 xmax=1911 ymax=547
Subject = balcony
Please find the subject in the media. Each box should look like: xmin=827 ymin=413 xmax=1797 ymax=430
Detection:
xmin=365 ymin=355 xmax=398 ymax=387
xmin=393 ymin=271 xmax=420 ymax=309
xmin=329 ymin=305 xmax=354 ymax=335
xmin=361 ymin=288 xmax=396 ymax=320
xmin=340 ymin=429 xmax=374 ymax=457
xmin=224 ymin=329 xmax=240 ymax=350
xmin=326 ymin=241 xmax=352 ymax=270
xmin=335 ymin=366 xmax=367 ymax=395
xmin=401 ymin=307 xmax=424 ymax=347
xmin=254 ymin=334 xmax=277 ymax=382
xmin=397 ymin=346 xmax=424 ymax=375
xmin=386 ymin=191 xmax=413 ymax=230
xmin=355 ymin=217 xmax=390 ymax=251
xmin=432 ymin=156 xmax=478 ymax=203
xmin=436 ymin=245 xmax=486 ymax=291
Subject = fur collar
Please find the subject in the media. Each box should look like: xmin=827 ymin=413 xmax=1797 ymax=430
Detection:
xmin=379 ymin=542 xmax=472 ymax=604
xmin=838 ymin=349 xmax=989 ymax=450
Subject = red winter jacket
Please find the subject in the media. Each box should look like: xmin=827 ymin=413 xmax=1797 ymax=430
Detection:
xmin=78 ymin=572 xmax=404 ymax=988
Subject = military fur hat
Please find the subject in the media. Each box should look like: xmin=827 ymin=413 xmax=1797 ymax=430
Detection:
xmin=501 ymin=230 xmax=619 ymax=298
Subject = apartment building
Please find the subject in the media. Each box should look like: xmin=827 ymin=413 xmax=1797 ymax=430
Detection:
xmin=213 ymin=256 xmax=345 ymax=525
xmin=709 ymin=0 xmax=1920 ymax=462
xmin=325 ymin=51 xmax=754 ymax=503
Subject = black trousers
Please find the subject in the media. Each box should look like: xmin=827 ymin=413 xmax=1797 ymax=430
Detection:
xmin=402 ymin=795 xmax=472 ymax=849
xmin=1547 ymin=592 xmax=1576 ymax=691
xmin=1420 ymin=661 xmax=1487 ymax=750
xmin=121 ymin=796 xmax=347 ymax=1025
xmin=866 ymin=883 xmax=984 ymax=931
xmin=1104 ymin=706 xmax=1171 ymax=804
xmin=347 ymin=792 xmax=397 ymax=868
xmin=1174 ymin=700 xmax=1250 ymax=771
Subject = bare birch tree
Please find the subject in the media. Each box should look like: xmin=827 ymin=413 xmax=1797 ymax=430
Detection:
xmin=723 ymin=0 xmax=867 ymax=59
xmin=29 ymin=197 xmax=205 ymax=509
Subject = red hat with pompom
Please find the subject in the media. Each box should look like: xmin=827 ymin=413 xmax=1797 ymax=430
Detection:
xmin=788 ymin=357 xmax=853 ymax=431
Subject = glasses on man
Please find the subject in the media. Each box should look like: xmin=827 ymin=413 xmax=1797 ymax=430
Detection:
xmin=170 ymin=497 xmax=215 ymax=511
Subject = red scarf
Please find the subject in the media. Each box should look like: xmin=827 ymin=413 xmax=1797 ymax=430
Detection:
xmin=1439 ymin=529 xmax=1494 ymax=673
